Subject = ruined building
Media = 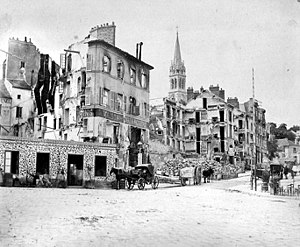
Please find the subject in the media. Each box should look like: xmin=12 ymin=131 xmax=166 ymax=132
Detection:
xmin=58 ymin=22 xmax=154 ymax=168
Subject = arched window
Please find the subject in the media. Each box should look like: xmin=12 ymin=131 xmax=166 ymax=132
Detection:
xmin=103 ymin=55 xmax=111 ymax=73
xmin=117 ymin=60 xmax=124 ymax=79
xmin=174 ymin=78 xmax=177 ymax=89
xmin=142 ymin=69 xmax=148 ymax=89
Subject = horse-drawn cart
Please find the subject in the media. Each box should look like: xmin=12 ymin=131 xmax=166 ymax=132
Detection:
xmin=156 ymin=166 xmax=201 ymax=186
xmin=110 ymin=164 xmax=159 ymax=190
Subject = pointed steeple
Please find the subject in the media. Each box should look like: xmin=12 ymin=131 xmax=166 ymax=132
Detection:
xmin=169 ymin=28 xmax=186 ymax=104
xmin=173 ymin=30 xmax=182 ymax=64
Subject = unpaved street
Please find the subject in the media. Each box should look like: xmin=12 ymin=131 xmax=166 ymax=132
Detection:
xmin=1 ymin=175 xmax=300 ymax=247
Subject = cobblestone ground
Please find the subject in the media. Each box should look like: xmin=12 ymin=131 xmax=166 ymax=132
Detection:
xmin=1 ymin=174 xmax=300 ymax=247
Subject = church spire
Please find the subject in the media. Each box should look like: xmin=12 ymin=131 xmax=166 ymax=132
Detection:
xmin=173 ymin=29 xmax=182 ymax=64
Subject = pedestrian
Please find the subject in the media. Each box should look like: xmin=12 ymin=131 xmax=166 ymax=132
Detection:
xmin=0 ymin=168 xmax=3 ymax=186
xmin=284 ymin=166 xmax=289 ymax=179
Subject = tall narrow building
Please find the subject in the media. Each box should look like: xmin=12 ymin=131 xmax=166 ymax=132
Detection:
xmin=168 ymin=31 xmax=186 ymax=104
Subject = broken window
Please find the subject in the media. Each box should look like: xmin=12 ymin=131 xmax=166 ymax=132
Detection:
xmin=103 ymin=55 xmax=111 ymax=73
xmin=203 ymin=98 xmax=207 ymax=109
xmin=142 ymin=70 xmax=148 ymax=89
xmin=16 ymin=107 xmax=22 ymax=118
xmin=130 ymin=68 xmax=136 ymax=85
xmin=103 ymin=89 xmax=109 ymax=107
xmin=117 ymin=60 xmax=124 ymax=79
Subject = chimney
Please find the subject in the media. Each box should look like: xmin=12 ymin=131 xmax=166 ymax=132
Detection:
xmin=139 ymin=42 xmax=143 ymax=60
xmin=227 ymin=97 xmax=239 ymax=109
xmin=25 ymin=37 xmax=27 ymax=42
xmin=89 ymin=21 xmax=116 ymax=46
xmin=136 ymin=43 xmax=139 ymax=58
xmin=187 ymin=87 xmax=194 ymax=101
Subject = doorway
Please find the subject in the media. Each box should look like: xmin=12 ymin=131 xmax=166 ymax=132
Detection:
xmin=67 ymin=154 xmax=84 ymax=186
xmin=36 ymin=152 xmax=50 ymax=174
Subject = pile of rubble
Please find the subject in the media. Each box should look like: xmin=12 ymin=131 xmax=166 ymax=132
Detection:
xmin=158 ymin=157 xmax=244 ymax=178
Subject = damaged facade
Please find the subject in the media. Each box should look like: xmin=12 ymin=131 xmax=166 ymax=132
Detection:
xmin=0 ymin=22 xmax=153 ymax=185
xmin=59 ymin=23 xmax=153 ymax=168
xmin=150 ymin=31 xmax=268 ymax=165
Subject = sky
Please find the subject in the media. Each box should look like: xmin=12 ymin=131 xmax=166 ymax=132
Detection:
xmin=0 ymin=0 xmax=300 ymax=128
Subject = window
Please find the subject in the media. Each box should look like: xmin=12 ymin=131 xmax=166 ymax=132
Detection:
xmin=228 ymin=111 xmax=232 ymax=122
xmin=196 ymin=111 xmax=200 ymax=123
xmin=53 ymin=118 xmax=57 ymax=129
xmin=201 ymin=111 xmax=207 ymax=120
xmin=103 ymin=55 xmax=111 ymax=73
xmin=95 ymin=156 xmax=107 ymax=176
xmin=117 ymin=60 xmax=124 ymax=79
xmin=203 ymin=98 xmax=207 ymax=109
xmin=5 ymin=151 xmax=19 ymax=174
xmin=86 ymin=54 xmax=92 ymax=70
xmin=103 ymin=89 xmax=109 ymax=106
xmin=16 ymin=107 xmax=22 ymax=118
xmin=20 ymin=61 xmax=25 ymax=68
xmin=142 ymin=70 xmax=148 ymax=88
xmin=130 ymin=68 xmax=136 ymax=84
xmin=293 ymin=148 xmax=297 ymax=153
xmin=17 ymin=95 xmax=21 ymax=99
xmin=117 ymin=94 xmax=123 ymax=111
xmin=64 ymin=108 xmax=69 ymax=126
xmin=174 ymin=78 xmax=177 ymax=88
xmin=67 ymin=54 xmax=72 ymax=72
xmin=0 ymin=104 xmax=1 ymax=116
xmin=44 ymin=116 xmax=47 ymax=131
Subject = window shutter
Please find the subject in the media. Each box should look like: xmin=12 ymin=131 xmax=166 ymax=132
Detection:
xmin=124 ymin=96 xmax=127 ymax=112
xmin=99 ymin=87 xmax=103 ymax=105
xmin=85 ymin=88 xmax=91 ymax=105
xmin=110 ymin=91 xmax=114 ymax=109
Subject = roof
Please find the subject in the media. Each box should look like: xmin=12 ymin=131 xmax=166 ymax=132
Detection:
xmin=277 ymin=138 xmax=298 ymax=147
xmin=173 ymin=32 xmax=182 ymax=63
xmin=87 ymin=39 xmax=154 ymax=70
xmin=8 ymin=79 xmax=31 ymax=90
xmin=0 ymin=80 xmax=12 ymax=99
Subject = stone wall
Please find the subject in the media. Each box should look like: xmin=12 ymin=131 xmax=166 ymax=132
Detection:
xmin=0 ymin=136 xmax=117 ymax=183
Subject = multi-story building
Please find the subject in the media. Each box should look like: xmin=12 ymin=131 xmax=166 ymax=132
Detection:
xmin=183 ymin=86 xmax=235 ymax=162
xmin=150 ymin=31 xmax=268 ymax=165
xmin=0 ymin=37 xmax=39 ymax=137
xmin=60 ymin=22 xmax=154 ymax=168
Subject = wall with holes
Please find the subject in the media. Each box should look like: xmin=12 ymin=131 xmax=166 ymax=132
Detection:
xmin=0 ymin=136 xmax=117 ymax=182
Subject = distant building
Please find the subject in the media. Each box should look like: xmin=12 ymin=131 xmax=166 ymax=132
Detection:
xmin=150 ymin=31 xmax=268 ymax=165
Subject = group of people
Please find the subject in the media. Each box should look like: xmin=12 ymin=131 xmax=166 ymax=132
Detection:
xmin=28 ymin=168 xmax=66 ymax=188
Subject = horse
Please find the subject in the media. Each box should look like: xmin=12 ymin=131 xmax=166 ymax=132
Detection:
xmin=202 ymin=167 xmax=214 ymax=183
xmin=110 ymin=167 xmax=134 ymax=189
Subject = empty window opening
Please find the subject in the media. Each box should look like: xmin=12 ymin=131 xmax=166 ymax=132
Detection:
xmin=36 ymin=152 xmax=50 ymax=175
xmin=95 ymin=156 xmax=107 ymax=177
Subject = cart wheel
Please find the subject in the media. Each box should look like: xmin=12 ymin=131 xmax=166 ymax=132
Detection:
xmin=151 ymin=176 xmax=159 ymax=189
xmin=127 ymin=179 xmax=134 ymax=190
xmin=137 ymin=178 xmax=145 ymax=190
xmin=181 ymin=178 xmax=186 ymax=186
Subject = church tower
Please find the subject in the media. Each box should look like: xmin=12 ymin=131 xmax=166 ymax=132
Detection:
xmin=168 ymin=30 xmax=186 ymax=103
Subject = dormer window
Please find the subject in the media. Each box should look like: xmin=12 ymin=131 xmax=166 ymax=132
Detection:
xmin=103 ymin=55 xmax=111 ymax=73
